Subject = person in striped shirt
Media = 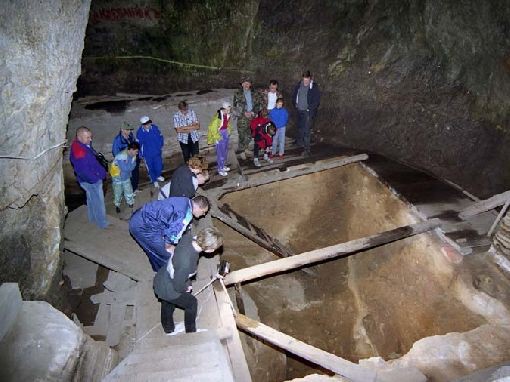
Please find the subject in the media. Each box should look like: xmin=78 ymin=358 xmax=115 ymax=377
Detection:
xmin=173 ymin=100 xmax=201 ymax=163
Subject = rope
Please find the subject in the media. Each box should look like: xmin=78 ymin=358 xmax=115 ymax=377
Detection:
xmin=0 ymin=141 xmax=67 ymax=160
xmin=85 ymin=55 xmax=255 ymax=73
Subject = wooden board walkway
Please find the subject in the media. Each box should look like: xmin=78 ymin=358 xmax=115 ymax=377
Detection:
xmin=64 ymin=206 xmax=153 ymax=281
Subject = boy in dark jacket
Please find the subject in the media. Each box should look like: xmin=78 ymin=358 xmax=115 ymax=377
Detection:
xmin=269 ymin=98 xmax=289 ymax=158
xmin=112 ymin=122 xmax=140 ymax=192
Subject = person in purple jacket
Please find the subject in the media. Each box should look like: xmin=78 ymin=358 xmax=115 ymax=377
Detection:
xmin=70 ymin=126 xmax=109 ymax=228
xmin=136 ymin=115 xmax=165 ymax=187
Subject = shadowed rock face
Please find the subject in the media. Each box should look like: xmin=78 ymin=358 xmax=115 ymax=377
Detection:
xmin=80 ymin=0 xmax=510 ymax=197
xmin=0 ymin=0 xmax=91 ymax=299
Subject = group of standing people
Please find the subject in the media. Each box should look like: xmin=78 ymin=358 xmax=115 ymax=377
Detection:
xmin=68 ymin=70 xmax=321 ymax=335
xmin=70 ymin=71 xmax=321 ymax=227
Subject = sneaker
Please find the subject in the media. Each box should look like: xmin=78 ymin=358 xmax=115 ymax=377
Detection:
xmin=218 ymin=171 xmax=228 ymax=177
xmin=153 ymin=181 xmax=160 ymax=188
xmin=253 ymin=158 xmax=261 ymax=167
xmin=157 ymin=176 xmax=165 ymax=182
xmin=194 ymin=328 xmax=208 ymax=333
xmin=223 ymin=166 xmax=231 ymax=172
xmin=263 ymin=153 xmax=269 ymax=161
xmin=267 ymin=158 xmax=274 ymax=164
xmin=115 ymin=206 xmax=121 ymax=213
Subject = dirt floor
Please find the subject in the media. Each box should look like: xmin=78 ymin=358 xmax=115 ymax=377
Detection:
xmin=219 ymin=164 xmax=501 ymax=381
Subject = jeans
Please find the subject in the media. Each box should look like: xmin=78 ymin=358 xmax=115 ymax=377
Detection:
xmin=79 ymin=180 xmax=109 ymax=229
xmin=216 ymin=129 xmax=229 ymax=171
xmin=179 ymin=134 xmax=199 ymax=163
xmin=112 ymin=179 xmax=134 ymax=207
xmin=160 ymin=293 xmax=198 ymax=333
xmin=272 ymin=126 xmax=286 ymax=156
xmin=297 ymin=110 xmax=314 ymax=152
xmin=143 ymin=155 xmax=163 ymax=183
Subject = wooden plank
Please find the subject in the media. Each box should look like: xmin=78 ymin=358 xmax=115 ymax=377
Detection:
xmin=106 ymin=303 xmax=128 ymax=347
xmin=205 ymin=154 xmax=369 ymax=200
xmin=214 ymin=285 xmax=252 ymax=382
xmin=64 ymin=206 xmax=153 ymax=281
xmin=236 ymin=314 xmax=375 ymax=381
xmin=213 ymin=204 xmax=295 ymax=258
xmin=459 ymin=190 xmax=510 ymax=219
xmin=224 ymin=219 xmax=441 ymax=286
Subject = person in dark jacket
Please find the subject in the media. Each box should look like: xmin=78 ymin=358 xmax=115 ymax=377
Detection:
xmin=70 ymin=126 xmax=109 ymax=229
xmin=153 ymin=227 xmax=223 ymax=334
xmin=112 ymin=122 xmax=140 ymax=192
xmin=128 ymin=195 xmax=210 ymax=271
xmin=292 ymin=70 xmax=321 ymax=157
xmin=168 ymin=156 xmax=205 ymax=198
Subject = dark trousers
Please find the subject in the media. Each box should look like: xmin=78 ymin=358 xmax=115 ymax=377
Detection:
xmin=297 ymin=110 xmax=314 ymax=152
xmin=131 ymin=156 xmax=140 ymax=191
xmin=179 ymin=134 xmax=199 ymax=163
xmin=160 ymin=293 xmax=198 ymax=333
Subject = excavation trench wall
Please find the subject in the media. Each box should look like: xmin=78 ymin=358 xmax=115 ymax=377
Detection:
xmin=218 ymin=164 xmax=491 ymax=381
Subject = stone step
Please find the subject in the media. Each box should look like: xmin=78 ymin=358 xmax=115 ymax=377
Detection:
xmin=106 ymin=369 xmax=225 ymax=382
xmin=104 ymin=332 xmax=233 ymax=382
xmin=72 ymin=336 xmax=118 ymax=382
xmin=133 ymin=330 xmax=219 ymax=352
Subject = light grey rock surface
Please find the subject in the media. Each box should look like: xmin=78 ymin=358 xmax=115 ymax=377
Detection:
xmin=0 ymin=0 xmax=91 ymax=298
xmin=0 ymin=283 xmax=22 ymax=341
xmin=0 ymin=301 xmax=85 ymax=382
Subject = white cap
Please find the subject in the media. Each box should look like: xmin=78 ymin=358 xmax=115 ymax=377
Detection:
xmin=222 ymin=102 xmax=231 ymax=109
xmin=140 ymin=115 xmax=150 ymax=124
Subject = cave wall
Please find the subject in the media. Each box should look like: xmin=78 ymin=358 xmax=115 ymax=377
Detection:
xmin=0 ymin=0 xmax=91 ymax=299
xmin=79 ymin=0 xmax=510 ymax=197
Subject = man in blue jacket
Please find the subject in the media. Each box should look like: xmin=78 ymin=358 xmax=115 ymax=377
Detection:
xmin=292 ymin=70 xmax=321 ymax=157
xmin=129 ymin=195 xmax=210 ymax=271
xmin=136 ymin=115 xmax=164 ymax=187
xmin=70 ymin=126 xmax=109 ymax=229
xmin=112 ymin=122 xmax=140 ymax=192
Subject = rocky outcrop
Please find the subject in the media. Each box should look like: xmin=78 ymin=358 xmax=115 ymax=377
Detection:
xmin=80 ymin=0 xmax=510 ymax=197
xmin=0 ymin=283 xmax=118 ymax=382
xmin=0 ymin=0 xmax=91 ymax=298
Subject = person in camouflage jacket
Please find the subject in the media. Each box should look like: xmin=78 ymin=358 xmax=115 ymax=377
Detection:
xmin=232 ymin=77 xmax=264 ymax=156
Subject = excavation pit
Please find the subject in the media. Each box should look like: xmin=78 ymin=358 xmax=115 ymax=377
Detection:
xmin=217 ymin=162 xmax=505 ymax=381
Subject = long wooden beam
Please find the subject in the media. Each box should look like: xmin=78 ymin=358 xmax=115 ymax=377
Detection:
xmin=236 ymin=314 xmax=376 ymax=381
xmin=224 ymin=219 xmax=441 ymax=286
xmin=459 ymin=190 xmax=510 ymax=219
xmin=206 ymin=154 xmax=369 ymax=199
